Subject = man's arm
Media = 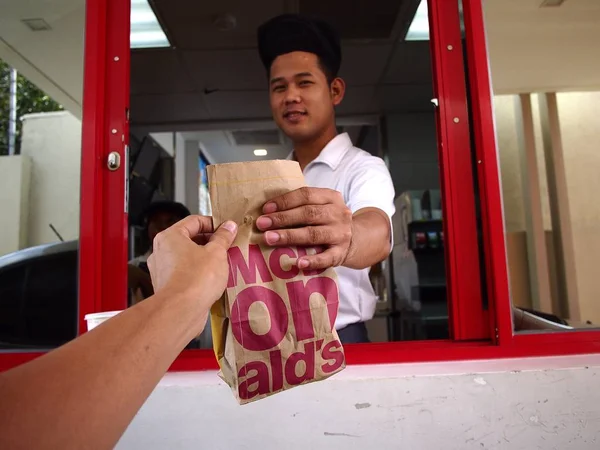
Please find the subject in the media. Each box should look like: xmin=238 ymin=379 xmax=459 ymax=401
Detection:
xmin=257 ymin=159 xmax=395 ymax=271
xmin=0 ymin=217 xmax=237 ymax=450
xmin=344 ymin=207 xmax=391 ymax=270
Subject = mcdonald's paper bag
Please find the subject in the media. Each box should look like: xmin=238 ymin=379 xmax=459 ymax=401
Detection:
xmin=208 ymin=160 xmax=345 ymax=404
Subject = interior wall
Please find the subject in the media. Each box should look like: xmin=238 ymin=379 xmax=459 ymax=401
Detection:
xmin=174 ymin=133 xmax=187 ymax=206
xmin=493 ymin=94 xmax=552 ymax=233
xmin=493 ymin=95 xmax=525 ymax=233
xmin=359 ymin=125 xmax=380 ymax=157
xmin=150 ymin=133 xmax=175 ymax=157
xmin=20 ymin=111 xmax=82 ymax=247
xmin=385 ymin=112 xmax=440 ymax=196
xmin=184 ymin=140 xmax=200 ymax=215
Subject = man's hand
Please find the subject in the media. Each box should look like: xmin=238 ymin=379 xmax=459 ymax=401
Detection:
xmin=147 ymin=216 xmax=237 ymax=323
xmin=256 ymin=187 xmax=353 ymax=270
xmin=127 ymin=264 xmax=154 ymax=300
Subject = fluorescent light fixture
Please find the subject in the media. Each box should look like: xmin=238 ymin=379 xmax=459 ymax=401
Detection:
xmin=405 ymin=0 xmax=429 ymax=41
xmin=131 ymin=0 xmax=170 ymax=49
xmin=21 ymin=18 xmax=52 ymax=31
xmin=254 ymin=149 xmax=268 ymax=156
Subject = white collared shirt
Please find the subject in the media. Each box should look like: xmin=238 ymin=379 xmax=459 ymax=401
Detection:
xmin=291 ymin=133 xmax=396 ymax=329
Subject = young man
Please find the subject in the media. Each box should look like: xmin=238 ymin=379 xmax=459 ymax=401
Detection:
xmin=128 ymin=201 xmax=191 ymax=302
xmin=256 ymin=14 xmax=396 ymax=343
xmin=129 ymin=201 xmax=192 ymax=271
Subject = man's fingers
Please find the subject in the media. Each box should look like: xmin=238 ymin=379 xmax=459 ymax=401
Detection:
xmin=264 ymin=226 xmax=336 ymax=247
xmin=207 ymin=221 xmax=238 ymax=250
xmin=256 ymin=205 xmax=332 ymax=230
xmin=263 ymin=187 xmax=342 ymax=213
xmin=297 ymin=248 xmax=341 ymax=270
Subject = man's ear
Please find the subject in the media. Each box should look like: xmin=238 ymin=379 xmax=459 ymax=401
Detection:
xmin=330 ymin=77 xmax=346 ymax=106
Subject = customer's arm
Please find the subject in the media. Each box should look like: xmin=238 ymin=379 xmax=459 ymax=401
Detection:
xmin=0 ymin=216 xmax=238 ymax=450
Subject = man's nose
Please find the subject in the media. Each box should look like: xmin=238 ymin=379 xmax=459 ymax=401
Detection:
xmin=284 ymin=85 xmax=301 ymax=104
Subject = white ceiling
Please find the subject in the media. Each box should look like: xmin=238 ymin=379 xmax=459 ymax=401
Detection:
xmin=127 ymin=0 xmax=429 ymax=131
xmin=0 ymin=0 xmax=85 ymax=116
xmin=484 ymin=0 xmax=600 ymax=94
xmin=1 ymin=0 xmax=600 ymax=162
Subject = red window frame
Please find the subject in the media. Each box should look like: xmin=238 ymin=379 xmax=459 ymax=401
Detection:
xmin=2 ymin=0 xmax=600 ymax=374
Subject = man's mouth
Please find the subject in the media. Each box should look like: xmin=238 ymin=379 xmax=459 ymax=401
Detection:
xmin=283 ymin=110 xmax=307 ymax=121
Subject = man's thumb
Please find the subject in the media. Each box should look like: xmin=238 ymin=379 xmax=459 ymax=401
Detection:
xmin=208 ymin=221 xmax=237 ymax=250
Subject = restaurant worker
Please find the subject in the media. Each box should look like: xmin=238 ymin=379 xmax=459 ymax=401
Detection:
xmin=0 ymin=216 xmax=238 ymax=450
xmin=128 ymin=200 xmax=192 ymax=303
xmin=256 ymin=14 xmax=396 ymax=343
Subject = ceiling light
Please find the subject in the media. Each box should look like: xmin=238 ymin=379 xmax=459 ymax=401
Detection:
xmin=405 ymin=0 xmax=429 ymax=41
xmin=21 ymin=18 xmax=52 ymax=31
xmin=130 ymin=0 xmax=170 ymax=49
xmin=254 ymin=149 xmax=268 ymax=156
xmin=214 ymin=13 xmax=238 ymax=32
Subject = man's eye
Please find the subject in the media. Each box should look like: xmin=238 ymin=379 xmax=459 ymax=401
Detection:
xmin=273 ymin=85 xmax=285 ymax=92
xmin=299 ymin=80 xmax=313 ymax=86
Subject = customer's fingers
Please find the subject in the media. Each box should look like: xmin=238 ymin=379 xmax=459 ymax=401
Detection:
xmin=207 ymin=221 xmax=238 ymax=251
xmin=192 ymin=233 xmax=213 ymax=246
xmin=170 ymin=215 xmax=215 ymax=240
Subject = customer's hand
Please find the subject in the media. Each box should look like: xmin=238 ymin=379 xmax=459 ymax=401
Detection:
xmin=147 ymin=215 xmax=237 ymax=312
xmin=256 ymin=187 xmax=353 ymax=270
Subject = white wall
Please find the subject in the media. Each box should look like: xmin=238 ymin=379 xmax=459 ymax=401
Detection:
xmin=174 ymin=133 xmax=187 ymax=206
xmin=184 ymin=140 xmax=200 ymax=215
xmin=493 ymin=94 xmax=552 ymax=233
xmin=20 ymin=111 xmax=82 ymax=247
xmin=118 ymin=355 xmax=600 ymax=449
xmin=174 ymin=135 xmax=202 ymax=215
xmin=0 ymin=155 xmax=31 ymax=256
xmin=150 ymin=133 xmax=175 ymax=157
xmin=557 ymin=91 xmax=600 ymax=326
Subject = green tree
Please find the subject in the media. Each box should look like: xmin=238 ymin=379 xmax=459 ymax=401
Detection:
xmin=0 ymin=58 xmax=63 ymax=155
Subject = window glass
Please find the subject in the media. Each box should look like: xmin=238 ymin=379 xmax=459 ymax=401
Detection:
xmin=0 ymin=266 xmax=26 ymax=348
xmin=23 ymin=251 xmax=78 ymax=347
xmin=0 ymin=2 xmax=84 ymax=350
xmin=126 ymin=0 xmax=465 ymax=345
xmin=483 ymin=0 xmax=600 ymax=332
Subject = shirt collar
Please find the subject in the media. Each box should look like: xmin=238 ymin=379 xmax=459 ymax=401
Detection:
xmin=287 ymin=133 xmax=353 ymax=171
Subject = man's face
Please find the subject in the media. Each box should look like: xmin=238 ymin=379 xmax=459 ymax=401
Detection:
xmin=148 ymin=211 xmax=181 ymax=242
xmin=269 ymin=51 xmax=344 ymax=143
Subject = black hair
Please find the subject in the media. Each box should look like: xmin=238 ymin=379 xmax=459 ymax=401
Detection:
xmin=140 ymin=201 xmax=191 ymax=228
xmin=258 ymin=14 xmax=342 ymax=87
xmin=317 ymin=56 xmax=336 ymax=85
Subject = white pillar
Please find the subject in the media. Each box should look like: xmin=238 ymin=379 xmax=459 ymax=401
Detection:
xmin=173 ymin=134 xmax=199 ymax=215
xmin=538 ymin=92 xmax=580 ymax=321
xmin=515 ymin=94 xmax=553 ymax=313
xmin=174 ymin=133 xmax=186 ymax=206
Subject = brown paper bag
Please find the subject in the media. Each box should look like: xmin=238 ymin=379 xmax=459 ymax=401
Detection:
xmin=208 ymin=160 xmax=345 ymax=404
